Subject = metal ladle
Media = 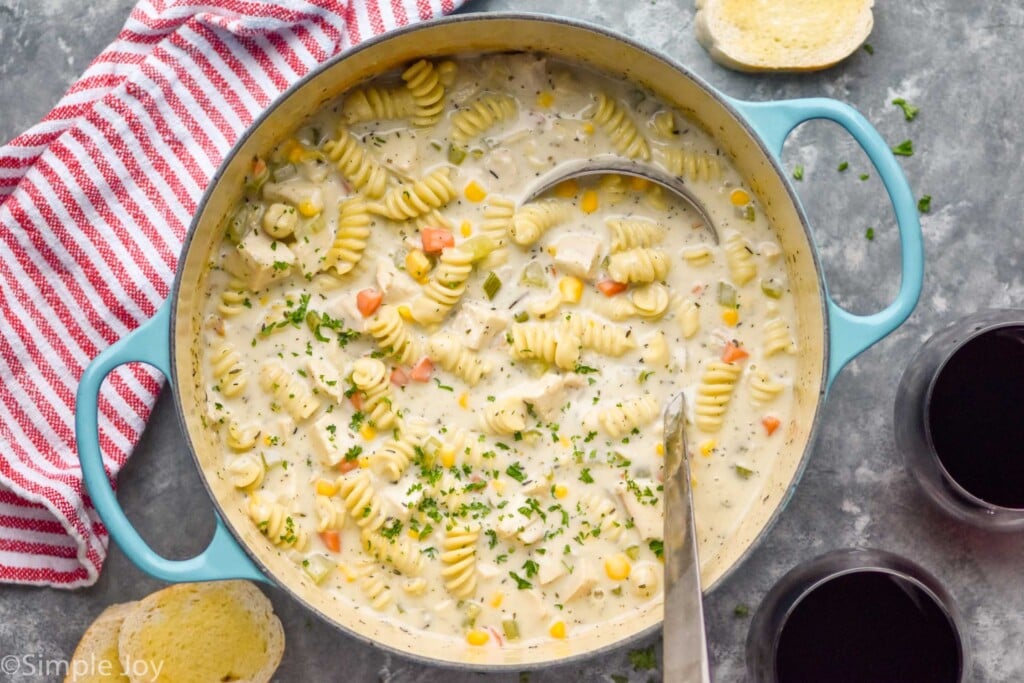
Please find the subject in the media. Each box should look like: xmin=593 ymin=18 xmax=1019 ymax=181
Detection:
xmin=521 ymin=155 xmax=718 ymax=243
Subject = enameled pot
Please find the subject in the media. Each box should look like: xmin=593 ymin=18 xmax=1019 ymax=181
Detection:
xmin=76 ymin=13 xmax=923 ymax=670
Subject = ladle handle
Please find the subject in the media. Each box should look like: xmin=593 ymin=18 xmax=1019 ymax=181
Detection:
xmin=728 ymin=97 xmax=924 ymax=390
xmin=75 ymin=299 xmax=266 ymax=583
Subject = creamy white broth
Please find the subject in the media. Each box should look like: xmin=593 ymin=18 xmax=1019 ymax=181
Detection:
xmin=199 ymin=53 xmax=799 ymax=647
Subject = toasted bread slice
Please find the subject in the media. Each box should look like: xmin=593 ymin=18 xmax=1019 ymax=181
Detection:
xmin=695 ymin=0 xmax=874 ymax=72
xmin=117 ymin=581 xmax=284 ymax=683
xmin=65 ymin=602 xmax=137 ymax=682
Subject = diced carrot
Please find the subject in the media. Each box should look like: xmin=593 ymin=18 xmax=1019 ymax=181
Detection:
xmin=421 ymin=226 xmax=455 ymax=254
xmin=410 ymin=357 xmax=434 ymax=382
xmin=337 ymin=459 xmax=359 ymax=474
xmin=391 ymin=367 xmax=409 ymax=387
xmin=597 ymin=279 xmax=628 ymax=297
xmin=762 ymin=416 xmax=781 ymax=436
xmin=319 ymin=530 xmax=341 ymax=552
xmin=356 ymin=288 xmax=383 ymax=317
xmin=252 ymin=157 xmax=267 ymax=177
xmin=349 ymin=392 xmax=363 ymax=411
xmin=721 ymin=341 xmax=750 ymax=363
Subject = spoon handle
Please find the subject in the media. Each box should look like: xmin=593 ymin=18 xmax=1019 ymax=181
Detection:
xmin=662 ymin=393 xmax=712 ymax=683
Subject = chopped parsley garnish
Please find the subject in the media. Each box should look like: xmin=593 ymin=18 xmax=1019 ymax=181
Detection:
xmin=638 ymin=370 xmax=654 ymax=384
xmin=918 ymin=194 xmax=932 ymax=213
xmin=792 ymin=165 xmax=804 ymax=181
xmin=506 ymin=462 xmax=527 ymax=483
xmin=735 ymin=464 xmax=755 ymax=479
xmin=343 ymin=444 xmax=362 ymax=462
xmin=628 ymin=645 xmax=657 ymax=671
xmin=579 ymin=468 xmax=594 ymax=484
xmin=648 ymin=539 xmax=664 ymax=559
xmin=573 ymin=362 xmax=599 ymax=375
xmin=380 ymin=518 xmax=403 ymax=540
xmin=272 ymin=260 xmax=290 ymax=272
xmin=891 ymin=139 xmax=914 ymax=157
xmin=433 ymin=378 xmax=454 ymax=392
xmin=892 ymin=97 xmax=920 ymax=121
xmin=522 ymin=559 xmax=539 ymax=578
xmin=509 ymin=571 xmax=533 ymax=590
xmin=349 ymin=411 xmax=365 ymax=431
xmin=485 ymin=529 xmax=498 ymax=549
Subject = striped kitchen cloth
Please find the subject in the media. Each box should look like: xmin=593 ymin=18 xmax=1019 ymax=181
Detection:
xmin=0 ymin=0 xmax=468 ymax=588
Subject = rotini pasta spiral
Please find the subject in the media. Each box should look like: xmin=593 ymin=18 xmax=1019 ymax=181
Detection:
xmin=608 ymin=248 xmax=670 ymax=284
xmin=411 ymin=245 xmax=474 ymax=325
xmin=598 ymin=394 xmax=659 ymax=438
xmin=370 ymin=419 xmax=429 ymax=482
xmin=480 ymin=397 xmax=528 ymax=435
xmin=351 ymin=357 xmax=398 ymax=430
xmin=578 ymin=492 xmax=624 ymax=541
xmin=650 ymin=109 xmax=678 ymax=138
xmin=211 ymin=343 xmax=246 ymax=398
xmin=724 ymin=231 xmax=757 ymax=285
xmin=607 ymin=218 xmax=665 ymax=252
xmin=450 ymin=93 xmax=517 ymax=144
xmin=357 ymin=563 xmax=394 ymax=611
xmin=368 ymin=167 xmax=456 ymax=221
xmin=677 ymin=298 xmax=701 ymax=339
xmin=247 ymin=493 xmax=309 ymax=550
xmin=508 ymin=323 xmax=581 ymax=371
xmin=227 ymin=454 xmax=263 ymax=490
xmin=337 ymin=471 xmax=387 ymax=532
xmin=656 ymin=147 xmax=721 ymax=183
xmin=324 ymin=197 xmax=371 ymax=276
xmin=322 ymin=128 xmax=389 ymax=199
xmin=509 ymin=199 xmax=572 ymax=246
xmin=365 ymin=305 xmax=423 ymax=366
xmin=361 ymin=527 xmax=425 ymax=577
xmin=315 ymin=493 xmax=346 ymax=533
xmin=588 ymin=92 xmax=650 ymax=161
xmin=218 ymin=279 xmax=248 ymax=316
xmin=226 ymin=421 xmax=260 ymax=452
xmin=630 ymin=282 xmax=671 ymax=319
xmin=429 ymin=332 xmax=491 ymax=385
xmin=763 ymin=318 xmax=797 ymax=357
xmin=478 ymin=195 xmax=514 ymax=266
xmin=694 ymin=360 xmax=743 ymax=432
xmin=440 ymin=526 xmax=478 ymax=598
xmin=681 ymin=245 xmax=713 ymax=267
xmin=402 ymin=59 xmax=448 ymax=127
xmin=563 ymin=313 xmax=636 ymax=357
xmin=259 ymin=361 xmax=320 ymax=421
xmin=749 ymin=369 xmax=785 ymax=405
xmin=341 ymin=85 xmax=415 ymax=124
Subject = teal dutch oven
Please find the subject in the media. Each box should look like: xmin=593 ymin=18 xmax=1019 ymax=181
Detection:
xmin=76 ymin=13 xmax=923 ymax=670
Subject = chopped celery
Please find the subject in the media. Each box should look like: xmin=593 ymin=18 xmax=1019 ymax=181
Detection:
xmin=463 ymin=602 xmax=482 ymax=628
xmin=421 ymin=436 xmax=443 ymax=464
xmin=502 ymin=619 xmax=521 ymax=641
xmin=302 ymin=554 xmax=335 ymax=585
xmin=447 ymin=143 xmax=468 ymax=165
xmin=461 ymin=235 xmax=496 ymax=262
xmin=225 ymin=203 xmax=261 ymax=244
xmin=735 ymin=465 xmax=755 ymax=479
xmin=513 ymin=311 xmax=529 ymax=323
xmin=307 ymin=215 xmax=327 ymax=234
xmin=760 ymin=278 xmax=784 ymax=299
xmin=483 ymin=272 xmax=502 ymax=300
xmin=625 ymin=545 xmax=640 ymax=561
xmin=519 ymin=261 xmax=548 ymax=287
xmin=717 ymin=281 xmax=738 ymax=309
xmin=272 ymin=163 xmax=297 ymax=182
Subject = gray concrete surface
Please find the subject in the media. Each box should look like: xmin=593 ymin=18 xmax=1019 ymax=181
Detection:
xmin=2 ymin=0 xmax=1023 ymax=681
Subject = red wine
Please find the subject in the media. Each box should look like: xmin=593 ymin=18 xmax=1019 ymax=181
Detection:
xmin=927 ymin=324 xmax=1024 ymax=508
xmin=775 ymin=571 xmax=962 ymax=683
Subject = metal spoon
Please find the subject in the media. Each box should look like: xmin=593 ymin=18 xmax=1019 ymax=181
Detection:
xmin=521 ymin=155 xmax=718 ymax=243
xmin=663 ymin=393 xmax=711 ymax=682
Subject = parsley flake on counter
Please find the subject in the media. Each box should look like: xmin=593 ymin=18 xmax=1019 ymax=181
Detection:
xmin=918 ymin=194 xmax=932 ymax=213
xmin=891 ymin=139 xmax=914 ymax=157
xmin=863 ymin=43 xmax=874 ymax=55
xmin=892 ymin=97 xmax=920 ymax=121
xmin=628 ymin=645 xmax=657 ymax=671
xmin=865 ymin=227 xmax=875 ymax=241
xmin=792 ymin=165 xmax=804 ymax=180
xmin=734 ymin=603 xmax=751 ymax=618
xmin=837 ymin=161 xmax=849 ymax=172
xmin=859 ymin=173 xmax=870 ymax=181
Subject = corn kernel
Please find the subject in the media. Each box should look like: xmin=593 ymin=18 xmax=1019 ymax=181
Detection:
xmin=536 ymin=91 xmax=554 ymax=108
xmin=440 ymin=446 xmax=457 ymax=469
xmin=464 ymin=180 xmax=487 ymax=203
xmin=629 ymin=176 xmax=650 ymax=191
xmin=722 ymin=308 xmax=740 ymax=327
xmin=547 ymin=245 xmax=558 ymax=257
xmin=699 ymin=439 xmax=716 ymax=457
xmin=730 ymin=188 xmax=751 ymax=206
xmin=263 ymin=434 xmax=274 ymax=446
xmin=315 ymin=479 xmax=339 ymax=496
xmin=283 ymin=139 xmax=303 ymax=163
xmin=466 ymin=629 xmax=490 ymax=646
xmin=460 ymin=220 xmax=472 ymax=237
xmin=554 ymin=179 xmax=579 ymax=198
xmin=553 ymin=484 xmax=568 ymax=499
xmin=458 ymin=392 xmax=470 ymax=409
xmin=655 ymin=442 xmax=665 ymax=457
xmin=358 ymin=456 xmax=371 ymax=469
xmin=604 ymin=553 xmax=632 ymax=581
xmin=559 ymin=276 xmax=584 ymax=303
xmin=337 ymin=561 xmax=357 ymax=582
xmin=405 ymin=249 xmax=431 ymax=282
xmin=549 ymin=621 xmax=567 ymax=639
xmin=297 ymin=200 xmax=321 ymax=218
xmin=360 ymin=423 xmax=377 ymax=441
xmin=559 ymin=435 xmax=570 ymax=448
xmin=581 ymin=121 xmax=595 ymax=135
xmin=407 ymin=528 xmax=420 ymax=540
xmin=259 ymin=295 xmax=269 ymax=306
xmin=491 ymin=479 xmax=506 ymax=495
xmin=490 ymin=591 xmax=505 ymax=608
xmin=398 ymin=305 xmax=414 ymax=322
xmin=580 ymin=189 xmax=599 ymax=214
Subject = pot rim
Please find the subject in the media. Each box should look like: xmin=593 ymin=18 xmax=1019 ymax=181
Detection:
xmin=168 ymin=11 xmax=830 ymax=671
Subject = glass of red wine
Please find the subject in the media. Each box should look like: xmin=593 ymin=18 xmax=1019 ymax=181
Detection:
xmin=894 ymin=309 xmax=1024 ymax=528
xmin=746 ymin=548 xmax=969 ymax=683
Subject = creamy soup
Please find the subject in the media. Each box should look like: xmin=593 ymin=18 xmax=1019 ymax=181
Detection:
xmin=199 ymin=53 xmax=798 ymax=648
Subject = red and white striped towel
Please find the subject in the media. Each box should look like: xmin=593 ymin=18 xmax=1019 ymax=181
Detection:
xmin=0 ymin=0 xmax=468 ymax=588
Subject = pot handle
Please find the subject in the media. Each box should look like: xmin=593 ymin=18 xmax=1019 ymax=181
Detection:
xmin=727 ymin=97 xmax=924 ymax=389
xmin=75 ymin=299 xmax=267 ymax=583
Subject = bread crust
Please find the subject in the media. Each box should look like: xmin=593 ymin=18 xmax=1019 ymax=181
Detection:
xmin=65 ymin=602 xmax=137 ymax=683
